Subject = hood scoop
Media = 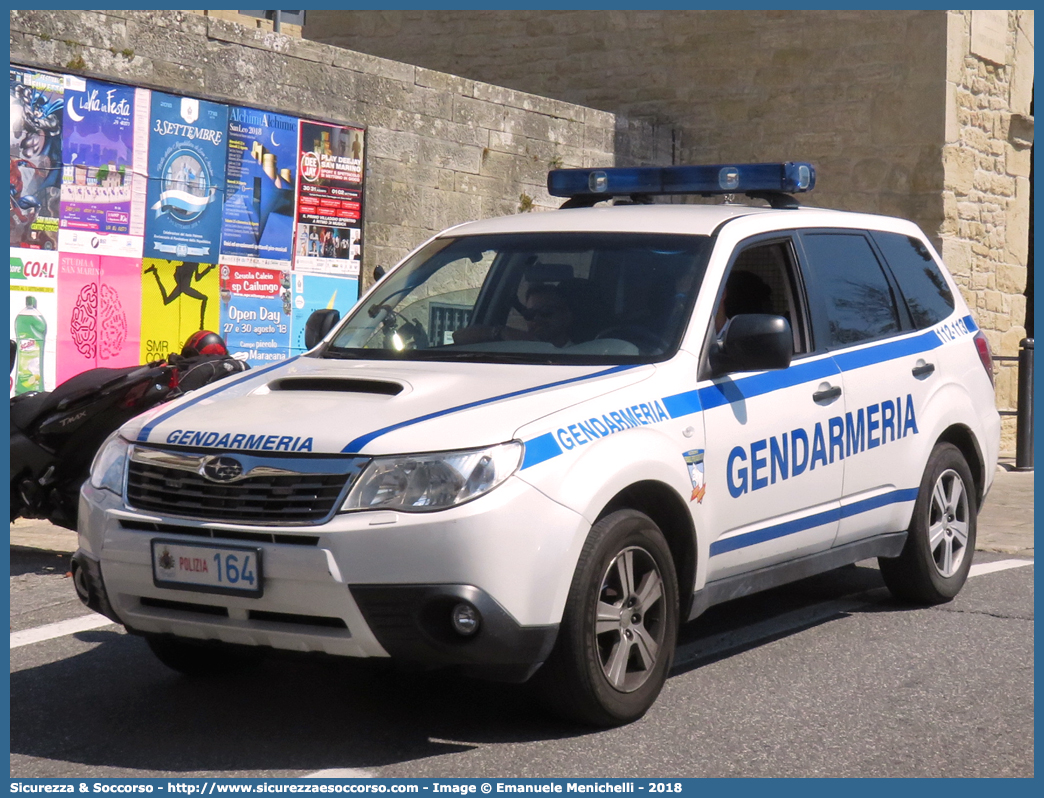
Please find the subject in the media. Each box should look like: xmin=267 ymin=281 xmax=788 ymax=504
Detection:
xmin=268 ymin=377 xmax=404 ymax=396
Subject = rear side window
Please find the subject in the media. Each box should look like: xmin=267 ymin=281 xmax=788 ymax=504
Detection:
xmin=871 ymin=231 xmax=956 ymax=329
xmin=800 ymin=232 xmax=901 ymax=348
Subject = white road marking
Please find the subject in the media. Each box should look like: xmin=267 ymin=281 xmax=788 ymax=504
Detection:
xmin=304 ymin=769 xmax=375 ymax=778
xmin=10 ymin=613 xmax=115 ymax=649
xmin=968 ymin=558 xmax=1033 ymax=577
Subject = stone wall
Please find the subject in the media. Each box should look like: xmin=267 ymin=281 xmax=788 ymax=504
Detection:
xmin=941 ymin=10 xmax=1034 ymax=452
xmin=306 ymin=10 xmax=951 ymax=234
xmin=9 ymin=9 xmax=617 ymax=289
xmin=307 ymin=9 xmax=1035 ymax=454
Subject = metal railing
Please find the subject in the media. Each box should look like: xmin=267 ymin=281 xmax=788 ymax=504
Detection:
xmin=993 ymin=337 xmax=1033 ymax=471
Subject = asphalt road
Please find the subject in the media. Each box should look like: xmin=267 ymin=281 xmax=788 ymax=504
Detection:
xmin=10 ymin=549 xmax=1033 ymax=779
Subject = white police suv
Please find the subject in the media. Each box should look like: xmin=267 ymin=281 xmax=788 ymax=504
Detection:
xmin=75 ymin=163 xmax=1000 ymax=726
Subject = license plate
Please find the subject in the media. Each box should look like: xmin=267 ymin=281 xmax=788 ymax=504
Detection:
xmin=151 ymin=539 xmax=263 ymax=598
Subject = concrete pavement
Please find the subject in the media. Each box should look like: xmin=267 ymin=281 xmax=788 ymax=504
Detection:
xmin=9 ymin=464 xmax=1033 ymax=558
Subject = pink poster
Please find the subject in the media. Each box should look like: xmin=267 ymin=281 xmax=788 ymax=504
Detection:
xmin=98 ymin=255 xmax=142 ymax=368
xmin=57 ymin=252 xmax=100 ymax=384
xmin=56 ymin=253 xmax=142 ymax=383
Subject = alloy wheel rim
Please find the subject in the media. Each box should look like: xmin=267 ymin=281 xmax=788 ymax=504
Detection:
xmin=594 ymin=545 xmax=666 ymax=693
xmin=928 ymin=468 xmax=970 ymax=578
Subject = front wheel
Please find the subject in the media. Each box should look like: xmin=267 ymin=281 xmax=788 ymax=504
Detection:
xmin=879 ymin=443 xmax=977 ymax=604
xmin=536 ymin=509 xmax=679 ymax=727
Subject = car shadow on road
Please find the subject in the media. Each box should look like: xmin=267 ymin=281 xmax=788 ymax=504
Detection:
xmin=10 ymin=628 xmax=588 ymax=776
xmin=9 ymin=549 xmax=72 ymax=577
xmin=10 ymin=562 xmax=933 ymax=776
xmin=671 ymin=562 xmax=916 ymax=674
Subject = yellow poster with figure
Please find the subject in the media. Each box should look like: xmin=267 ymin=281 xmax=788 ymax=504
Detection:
xmin=139 ymin=257 xmax=220 ymax=362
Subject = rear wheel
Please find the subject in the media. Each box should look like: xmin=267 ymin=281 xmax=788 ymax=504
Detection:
xmin=146 ymin=636 xmax=267 ymax=677
xmin=879 ymin=443 xmax=977 ymax=604
xmin=537 ymin=509 xmax=678 ymax=727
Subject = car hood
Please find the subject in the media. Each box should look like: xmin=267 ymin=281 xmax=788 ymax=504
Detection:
xmin=126 ymin=356 xmax=653 ymax=456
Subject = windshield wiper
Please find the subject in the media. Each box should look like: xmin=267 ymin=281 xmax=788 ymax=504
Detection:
xmin=319 ymin=347 xmax=365 ymax=360
xmin=412 ymin=350 xmax=557 ymax=365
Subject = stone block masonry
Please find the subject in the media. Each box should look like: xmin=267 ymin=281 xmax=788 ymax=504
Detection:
xmin=306 ymin=9 xmax=1033 ymax=456
xmin=9 ymin=9 xmax=616 ymax=291
xmin=942 ymin=11 xmax=1034 ymax=455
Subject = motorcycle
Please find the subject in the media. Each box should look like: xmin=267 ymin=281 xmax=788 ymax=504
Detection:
xmin=9 ymin=332 xmax=249 ymax=530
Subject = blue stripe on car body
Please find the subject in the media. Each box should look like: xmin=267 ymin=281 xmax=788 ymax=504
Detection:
xmin=342 ymin=364 xmax=641 ymax=454
xmin=522 ymin=315 xmax=976 ymax=469
xmin=137 ymin=357 xmax=300 ymax=443
xmin=521 ymin=433 xmax=563 ymax=470
xmin=708 ymin=487 xmax=919 ymax=557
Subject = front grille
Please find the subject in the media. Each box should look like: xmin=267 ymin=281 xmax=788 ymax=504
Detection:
xmin=248 ymin=609 xmax=348 ymax=629
xmin=119 ymin=520 xmax=320 ymax=546
xmin=139 ymin=597 xmax=229 ymax=617
xmin=126 ymin=454 xmax=357 ymax=525
xmin=138 ymin=597 xmax=347 ymax=630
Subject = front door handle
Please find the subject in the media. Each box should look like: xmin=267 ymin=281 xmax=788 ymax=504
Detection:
xmin=912 ymin=362 xmax=936 ymax=378
xmin=813 ymin=385 xmax=842 ymax=403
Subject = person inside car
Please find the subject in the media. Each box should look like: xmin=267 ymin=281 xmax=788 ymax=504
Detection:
xmin=714 ymin=269 xmax=774 ymax=334
xmin=453 ymin=283 xmax=575 ymax=347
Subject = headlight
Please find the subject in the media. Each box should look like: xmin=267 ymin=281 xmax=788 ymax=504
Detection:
xmin=341 ymin=441 xmax=523 ymax=513
xmin=89 ymin=432 xmax=131 ymax=495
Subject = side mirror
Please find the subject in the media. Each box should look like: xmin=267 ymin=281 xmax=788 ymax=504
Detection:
xmin=711 ymin=314 xmax=793 ymax=377
xmin=304 ymin=308 xmax=341 ymax=350
xmin=373 ymin=265 xmax=386 ymax=281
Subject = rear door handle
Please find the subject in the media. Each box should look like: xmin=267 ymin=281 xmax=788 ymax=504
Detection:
xmin=813 ymin=385 xmax=842 ymax=403
xmin=912 ymin=362 xmax=936 ymax=378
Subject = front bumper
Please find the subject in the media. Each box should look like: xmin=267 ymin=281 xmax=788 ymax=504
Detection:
xmin=77 ymin=476 xmax=585 ymax=675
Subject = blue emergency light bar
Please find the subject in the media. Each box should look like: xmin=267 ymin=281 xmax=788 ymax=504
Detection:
xmin=547 ymin=162 xmax=816 ymax=200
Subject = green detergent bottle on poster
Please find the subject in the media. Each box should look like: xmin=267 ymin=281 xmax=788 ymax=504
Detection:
xmin=15 ymin=295 xmax=46 ymax=394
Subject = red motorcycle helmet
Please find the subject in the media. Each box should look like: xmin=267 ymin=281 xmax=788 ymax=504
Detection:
xmin=181 ymin=330 xmax=228 ymax=358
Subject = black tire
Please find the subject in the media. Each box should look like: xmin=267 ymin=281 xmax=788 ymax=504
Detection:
xmin=536 ymin=509 xmax=679 ymax=727
xmin=879 ymin=443 xmax=977 ymax=604
xmin=146 ymin=635 xmax=267 ymax=677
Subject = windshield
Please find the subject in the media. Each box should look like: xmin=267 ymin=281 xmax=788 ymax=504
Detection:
xmin=322 ymin=232 xmax=711 ymax=365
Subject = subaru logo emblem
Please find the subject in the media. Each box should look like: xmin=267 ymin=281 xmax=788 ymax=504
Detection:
xmin=201 ymin=456 xmax=244 ymax=483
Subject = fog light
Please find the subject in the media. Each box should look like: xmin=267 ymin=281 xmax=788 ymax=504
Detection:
xmin=450 ymin=602 xmax=481 ymax=636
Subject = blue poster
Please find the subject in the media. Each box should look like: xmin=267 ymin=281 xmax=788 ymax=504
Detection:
xmin=220 ymin=107 xmax=298 ymax=268
xmin=219 ymin=263 xmax=291 ymax=366
xmin=290 ymin=272 xmax=359 ymax=355
xmin=58 ymin=77 xmax=151 ymax=258
xmin=144 ymin=93 xmax=228 ymax=262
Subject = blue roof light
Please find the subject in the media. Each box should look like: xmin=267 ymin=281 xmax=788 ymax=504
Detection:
xmin=547 ymin=162 xmax=816 ymax=202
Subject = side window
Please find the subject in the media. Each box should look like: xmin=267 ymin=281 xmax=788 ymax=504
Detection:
xmin=870 ymin=231 xmax=956 ymax=329
xmin=800 ymin=232 xmax=900 ymax=348
xmin=713 ymin=239 xmax=811 ymax=355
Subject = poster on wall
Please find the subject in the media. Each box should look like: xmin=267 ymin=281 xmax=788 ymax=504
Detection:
xmin=219 ymin=263 xmax=291 ymax=366
xmin=290 ymin=272 xmax=359 ymax=355
xmin=98 ymin=255 xmax=142 ymax=368
xmin=144 ymin=92 xmax=228 ymax=262
xmin=58 ymin=76 xmax=149 ymax=257
xmin=140 ymin=257 xmax=220 ymax=363
xmin=220 ymin=107 xmax=298 ymax=268
xmin=56 ymin=253 xmax=142 ymax=384
xmin=10 ymin=249 xmax=58 ymax=395
xmin=293 ymin=120 xmax=364 ymax=277
xmin=10 ymin=67 xmax=64 ymax=251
